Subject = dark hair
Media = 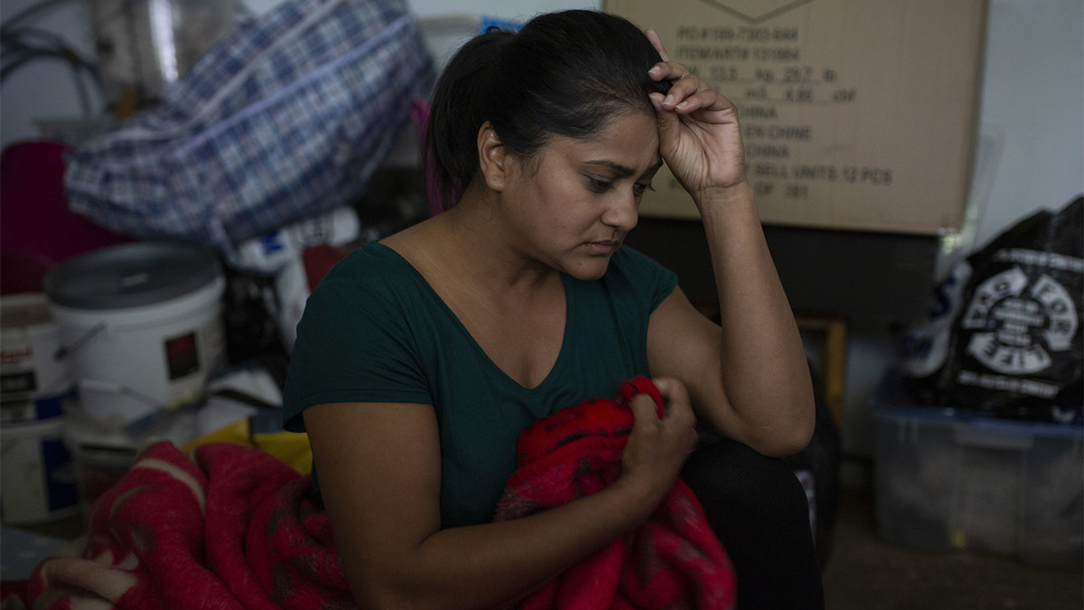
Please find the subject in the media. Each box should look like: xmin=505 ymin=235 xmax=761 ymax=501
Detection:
xmin=424 ymin=10 xmax=670 ymax=210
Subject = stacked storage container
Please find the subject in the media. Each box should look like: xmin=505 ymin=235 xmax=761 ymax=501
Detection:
xmin=0 ymin=294 xmax=80 ymax=524
xmin=872 ymin=373 xmax=1083 ymax=567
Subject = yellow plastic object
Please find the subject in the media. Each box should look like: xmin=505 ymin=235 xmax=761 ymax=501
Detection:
xmin=182 ymin=418 xmax=312 ymax=474
xmin=950 ymin=529 xmax=967 ymax=550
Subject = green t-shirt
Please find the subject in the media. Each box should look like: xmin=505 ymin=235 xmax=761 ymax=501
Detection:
xmin=282 ymin=241 xmax=678 ymax=528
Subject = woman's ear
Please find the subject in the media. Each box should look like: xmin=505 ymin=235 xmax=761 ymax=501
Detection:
xmin=477 ymin=121 xmax=509 ymax=191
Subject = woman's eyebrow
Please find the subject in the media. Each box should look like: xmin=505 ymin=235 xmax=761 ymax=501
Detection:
xmin=585 ymin=158 xmax=664 ymax=178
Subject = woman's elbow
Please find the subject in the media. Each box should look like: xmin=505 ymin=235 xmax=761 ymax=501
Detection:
xmin=745 ymin=399 xmax=817 ymax=457
xmin=343 ymin=561 xmax=432 ymax=610
xmin=354 ymin=581 xmax=432 ymax=610
xmin=771 ymin=417 xmax=816 ymax=457
xmin=774 ymin=379 xmax=818 ymax=455
xmin=746 ymin=432 xmax=808 ymax=458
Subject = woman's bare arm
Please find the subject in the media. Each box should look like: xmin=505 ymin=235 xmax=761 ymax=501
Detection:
xmin=303 ymin=383 xmax=695 ymax=610
xmin=644 ymin=30 xmax=815 ymax=456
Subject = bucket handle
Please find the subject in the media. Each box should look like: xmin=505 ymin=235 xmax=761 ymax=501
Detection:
xmin=54 ymin=321 xmax=106 ymax=360
xmin=78 ymin=378 xmax=163 ymax=408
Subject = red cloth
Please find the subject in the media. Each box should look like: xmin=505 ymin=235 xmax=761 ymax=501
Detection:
xmin=26 ymin=441 xmax=352 ymax=610
xmin=26 ymin=378 xmax=733 ymax=609
xmin=1 ymin=582 xmax=28 ymax=608
xmin=495 ymin=377 xmax=736 ymax=610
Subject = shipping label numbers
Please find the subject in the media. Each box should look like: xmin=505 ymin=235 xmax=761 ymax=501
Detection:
xmin=675 ymin=22 xmax=854 ymax=107
xmin=726 ymin=83 xmax=855 ymax=106
xmin=740 ymin=84 xmax=855 ymax=105
xmin=784 ymin=184 xmax=809 ymax=199
xmin=706 ymin=66 xmax=853 ymax=106
xmin=751 ymin=163 xmax=893 ymax=188
xmin=675 ymin=26 xmax=799 ymax=42
xmin=673 ymin=22 xmax=894 ymax=200
xmin=840 ymin=167 xmax=892 ymax=185
xmin=750 ymin=183 xmax=810 ymax=200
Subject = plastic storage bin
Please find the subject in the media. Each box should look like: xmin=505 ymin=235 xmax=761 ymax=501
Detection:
xmin=872 ymin=374 xmax=1083 ymax=567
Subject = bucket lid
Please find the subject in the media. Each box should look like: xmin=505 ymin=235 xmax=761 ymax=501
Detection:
xmin=44 ymin=242 xmax=222 ymax=310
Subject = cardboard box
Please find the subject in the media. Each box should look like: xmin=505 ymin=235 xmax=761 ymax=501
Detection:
xmin=604 ymin=0 xmax=987 ymax=235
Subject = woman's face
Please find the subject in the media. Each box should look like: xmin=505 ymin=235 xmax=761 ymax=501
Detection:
xmin=499 ymin=110 xmax=662 ymax=281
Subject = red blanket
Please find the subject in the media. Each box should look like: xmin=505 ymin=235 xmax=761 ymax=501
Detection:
xmin=26 ymin=378 xmax=733 ymax=609
xmin=495 ymin=377 xmax=735 ymax=610
xmin=26 ymin=441 xmax=352 ymax=610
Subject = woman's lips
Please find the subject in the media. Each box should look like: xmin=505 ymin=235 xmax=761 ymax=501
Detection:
xmin=585 ymin=240 xmax=621 ymax=255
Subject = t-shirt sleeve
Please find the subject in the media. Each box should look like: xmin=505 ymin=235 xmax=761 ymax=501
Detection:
xmin=281 ymin=256 xmax=431 ymax=432
xmin=613 ymin=246 xmax=680 ymax=312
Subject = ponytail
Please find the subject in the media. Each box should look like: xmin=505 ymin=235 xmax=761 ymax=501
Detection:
xmin=424 ymin=29 xmax=512 ymax=211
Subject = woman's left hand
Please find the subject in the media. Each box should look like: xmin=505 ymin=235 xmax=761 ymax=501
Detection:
xmin=646 ymin=29 xmax=747 ymax=201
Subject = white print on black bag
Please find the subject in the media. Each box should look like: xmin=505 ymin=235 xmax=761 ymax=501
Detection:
xmin=946 ymin=196 xmax=1083 ymax=423
xmin=960 ymin=267 xmax=1078 ymax=378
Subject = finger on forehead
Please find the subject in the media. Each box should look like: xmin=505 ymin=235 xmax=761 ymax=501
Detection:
xmin=645 ymin=28 xmax=670 ymax=62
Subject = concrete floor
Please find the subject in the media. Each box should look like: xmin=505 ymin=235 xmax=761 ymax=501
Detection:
xmin=822 ymin=486 xmax=1084 ymax=610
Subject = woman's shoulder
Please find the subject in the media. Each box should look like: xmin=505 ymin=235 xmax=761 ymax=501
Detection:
xmin=606 ymin=245 xmax=676 ymax=284
xmin=317 ymin=242 xmax=416 ymax=289
xmin=591 ymin=246 xmax=679 ymax=313
xmin=300 ymin=242 xmax=426 ymax=318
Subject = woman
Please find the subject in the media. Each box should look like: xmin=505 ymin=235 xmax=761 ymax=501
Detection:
xmin=283 ymin=9 xmax=822 ymax=609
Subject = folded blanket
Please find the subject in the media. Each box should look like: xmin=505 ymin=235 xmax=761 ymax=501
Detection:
xmin=495 ymin=377 xmax=736 ymax=610
xmin=26 ymin=378 xmax=733 ymax=609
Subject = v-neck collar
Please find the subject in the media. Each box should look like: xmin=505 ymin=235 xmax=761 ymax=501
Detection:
xmin=369 ymin=242 xmax=575 ymax=393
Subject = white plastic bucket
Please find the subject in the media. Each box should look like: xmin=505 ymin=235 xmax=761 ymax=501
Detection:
xmin=0 ymin=418 xmax=80 ymax=524
xmin=44 ymin=242 xmax=226 ymax=426
xmin=60 ymin=416 xmax=141 ymax=507
xmin=0 ymin=293 xmax=74 ymax=423
xmin=0 ymin=391 xmax=73 ymax=425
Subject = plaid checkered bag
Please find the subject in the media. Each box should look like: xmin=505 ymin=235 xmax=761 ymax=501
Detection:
xmin=64 ymin=0 xmax=434 ymax=262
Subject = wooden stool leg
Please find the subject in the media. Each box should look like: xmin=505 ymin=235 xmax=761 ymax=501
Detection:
xmin=796 ymin=316 xmax=847 ymax=428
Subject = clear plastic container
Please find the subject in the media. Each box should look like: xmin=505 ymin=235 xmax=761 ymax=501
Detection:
xmin=872 ymin=374 xmax=1083 ymax=567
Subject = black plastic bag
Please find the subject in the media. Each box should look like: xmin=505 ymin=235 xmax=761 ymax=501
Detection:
xmin=902 ymin=196 xmax=1083 ymax=423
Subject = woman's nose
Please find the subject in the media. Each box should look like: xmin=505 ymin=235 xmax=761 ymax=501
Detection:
xmin=602 ymin=189 xmax=639 ymax=231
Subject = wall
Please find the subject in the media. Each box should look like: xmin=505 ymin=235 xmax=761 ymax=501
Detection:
xmin=970 ymin=0 xmax=1083 ymax=249
xmin=0 ymin=0 xmax=105 ymax=146
xmin=2 ymin=0 xmax=1081 ymax=464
